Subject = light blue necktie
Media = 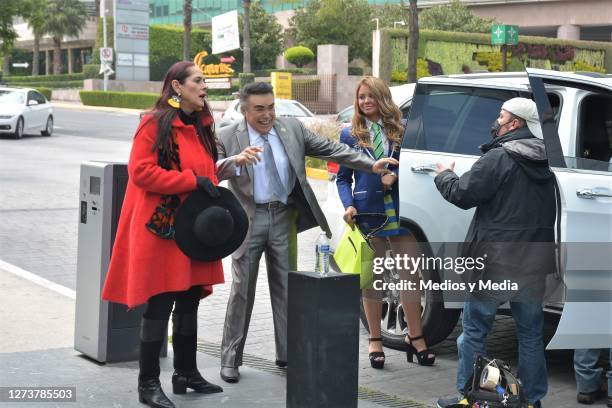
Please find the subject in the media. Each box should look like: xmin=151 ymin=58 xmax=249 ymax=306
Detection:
xmin=261 ymin=133 xmax=286 ymax=201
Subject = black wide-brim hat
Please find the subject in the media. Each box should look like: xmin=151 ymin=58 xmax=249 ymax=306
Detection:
xmin=175 ymin=187 xmax=248 ymax=262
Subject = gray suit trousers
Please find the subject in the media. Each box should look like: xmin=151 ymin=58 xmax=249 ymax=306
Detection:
xmin=220 ymin=204 xmax=291 ymax=368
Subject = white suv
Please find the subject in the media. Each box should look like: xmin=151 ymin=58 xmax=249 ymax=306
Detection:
xmin=324 ymin=69 xmax=612 ymax=350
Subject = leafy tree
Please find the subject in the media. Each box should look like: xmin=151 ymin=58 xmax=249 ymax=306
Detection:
xmin=420 ymin=0 xmax=496 ymax=33
xmin=21 ymin=0 xmax=49 ymax=76
xmin=241 ymin=2 xmax=283 ymax=70
xmin=371 ymin=2 xmax=409 ymax=29
xmin=225 ymin=2 xmax=283 ymax=71
xmin=44 ymin=0 xmax=88 ymax=74
xmin=1 ymin=0 xmax=23 ymax=74
xmin=290 ymin=0 xmax=372 ymax=62
xmin=284 ymin=46 xmax=314 ymax=68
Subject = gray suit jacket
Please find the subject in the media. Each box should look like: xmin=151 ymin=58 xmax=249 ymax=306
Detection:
xmin=217 ymin=118 xmax=374 ymax=254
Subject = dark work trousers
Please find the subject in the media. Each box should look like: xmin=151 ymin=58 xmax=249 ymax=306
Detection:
xmin=139 ymin=286 xmax=201 ymax=382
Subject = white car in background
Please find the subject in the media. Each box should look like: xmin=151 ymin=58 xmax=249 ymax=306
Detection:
xmin=217 ymin=98 xmax=319 ymax=128
xmin=323 ymin=71 xmax=612 ymax=351
xmin=0 ymin=87 xmax=53 ymax=139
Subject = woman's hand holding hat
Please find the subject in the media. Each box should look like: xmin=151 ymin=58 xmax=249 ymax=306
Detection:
xmin=196 ymin=176 xmax=220 ymax=198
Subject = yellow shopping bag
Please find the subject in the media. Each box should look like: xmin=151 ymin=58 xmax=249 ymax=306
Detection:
xmin=333 ymin=225 xmax=375 ymax=289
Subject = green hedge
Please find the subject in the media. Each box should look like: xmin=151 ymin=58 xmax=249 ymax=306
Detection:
xmin=8 ymin=80 xmax=84 ymax=89
xmin=35 ymin=87 xmax=52 ymax=100
xmin=207 ymin=85 xmax=239 ymax=96
xmin=284 ymin=46 xmax=315 ymax=68
xmin=80 ymin=91 xmax=158 ymax=109
xmin=4 ymin=73 xmax=85 ymax=83
xmin=83 ymin=64 xmax=101 ymax=79
xmin=207 ymin=95 xmax=235 ymax=101
xmin=252 ymin=67 xmax=317 ymax=76
xmin=379 ymin=28 xmax=612 ymax=82
xmin=239 ymin=73 xmax=255 ymax=89
xmin=150 ymin=25 xmax=213 ymax=81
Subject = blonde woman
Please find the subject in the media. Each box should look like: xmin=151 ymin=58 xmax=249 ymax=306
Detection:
xmin=336 ymin=77 xmax=435 ymax=368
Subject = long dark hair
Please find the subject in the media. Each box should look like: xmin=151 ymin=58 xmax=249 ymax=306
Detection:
xmin=148 ymin=61 xmax=218 ymax=165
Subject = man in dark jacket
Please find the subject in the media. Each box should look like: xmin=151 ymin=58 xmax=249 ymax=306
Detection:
xmin=435 ymin=98 xmax=556 ymax=408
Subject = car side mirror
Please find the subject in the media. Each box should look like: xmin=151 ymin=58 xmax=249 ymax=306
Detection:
xmin=27 ymin=100 xmax=39 ymax=106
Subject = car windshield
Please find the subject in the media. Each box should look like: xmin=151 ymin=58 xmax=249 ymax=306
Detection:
xmin=275 ymin=101 xmax=312 ymax=117
xmin=231 ymin=99 xmax=313 ymax=117
xmin=338 ymin=107 xmax=354 ymax=123
xmin=0 ymin=90 xmax=25 ymax=104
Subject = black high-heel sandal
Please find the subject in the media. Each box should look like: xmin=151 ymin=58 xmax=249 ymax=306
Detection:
xmin=368 ymin=337 xmax=385 ymax=369
xmin=405 ymin=335 xmax=435 ymax=366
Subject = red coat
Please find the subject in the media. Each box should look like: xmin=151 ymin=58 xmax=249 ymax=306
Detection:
xmin=102 ymin=114 xmax=224 ymax=308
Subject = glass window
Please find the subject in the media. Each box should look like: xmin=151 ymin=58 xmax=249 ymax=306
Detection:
xmin=568 ymin=92 xmax=612 ymax=172
xmin=403 ymin=85 xmax=518 ymax=156
xmin=33 ymin=91 xmax=47 ymax=104
xmin=275 ymin=101 xmax=312 ymax=117
xmin=27 ymin=91 xmax=39 ymax=104
xmin=0 ymin=90 xmax=25 ymax=104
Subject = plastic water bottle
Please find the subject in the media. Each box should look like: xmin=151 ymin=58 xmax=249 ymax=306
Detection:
xmin=315 ymin=232 xmax=330 ymax=276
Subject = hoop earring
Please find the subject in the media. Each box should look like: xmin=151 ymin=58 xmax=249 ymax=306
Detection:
xmin=167 ymin=93 xmax=181 ymax=109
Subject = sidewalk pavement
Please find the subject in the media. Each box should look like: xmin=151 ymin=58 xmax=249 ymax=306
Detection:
xmin=0 ymin=266 xmax=426 ymax=408
xmin=51 ymin=100 xmax=145 ymax=115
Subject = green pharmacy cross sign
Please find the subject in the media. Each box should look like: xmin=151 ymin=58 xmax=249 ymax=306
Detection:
xmin=491 ymin=24 xmax=519 ymax=45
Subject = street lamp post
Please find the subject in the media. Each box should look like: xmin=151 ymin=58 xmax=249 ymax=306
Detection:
xmin=101 ymin=0 xmax=108 ymax=91
xmin=371 ymin=18 xmax=380 ymax=31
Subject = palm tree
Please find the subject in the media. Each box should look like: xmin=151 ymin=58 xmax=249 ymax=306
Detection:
xmin=1 ymin=0 xmax=22 ymax=74
xmin=242 ymin=0 xmax=251 ymax=73
xmin=407 ymin=0 xmax=419 ymax=83
xmin=183 ymin=0 xmax=192 ymax=61
xmin=44 ymin=0 xmax=87 ymax=75
xmin=22 ymin=0 xmax=48 ymax=76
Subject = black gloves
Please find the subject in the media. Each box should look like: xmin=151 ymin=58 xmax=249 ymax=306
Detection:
xmin=196 ymin=176 xmax=220 ymax=198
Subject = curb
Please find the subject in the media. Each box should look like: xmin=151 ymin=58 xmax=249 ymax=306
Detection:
xmin=305 ymin=167 xmax=328 ymax=180
xmin=51 ymin=101 xmax=144 ymax=115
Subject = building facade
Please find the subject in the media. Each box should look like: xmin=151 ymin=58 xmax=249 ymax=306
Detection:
xmin=417 ymin=0 xmax=611 ymax=42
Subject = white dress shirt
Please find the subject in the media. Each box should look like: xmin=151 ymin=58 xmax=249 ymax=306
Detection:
xmin=247 ymin=122 xmax=293 ymax=204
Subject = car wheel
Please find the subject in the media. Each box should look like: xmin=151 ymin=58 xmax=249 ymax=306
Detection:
xmin=356 ymin=238 xmax=461 ymax=350
xmin=13 ymin=117 xmax=24 ymax=139
xmin=41 ymin=116 xmax=53 ymax=136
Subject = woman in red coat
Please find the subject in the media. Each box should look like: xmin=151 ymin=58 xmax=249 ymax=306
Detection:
xmin=102 ymin=61 xmax=224 ymax=408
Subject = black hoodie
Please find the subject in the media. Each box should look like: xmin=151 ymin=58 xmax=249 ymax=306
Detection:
xmin=434 ymin=126 xmax=556 ymax=299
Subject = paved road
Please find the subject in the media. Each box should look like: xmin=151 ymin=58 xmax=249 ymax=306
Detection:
xmin=0 ymin=105 xmax=593 ymax=408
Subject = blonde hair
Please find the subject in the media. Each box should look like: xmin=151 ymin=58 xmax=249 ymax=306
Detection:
xmin=350 ymin=76 xmax=404 ymax=150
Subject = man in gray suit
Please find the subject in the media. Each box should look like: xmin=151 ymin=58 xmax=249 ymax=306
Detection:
xmin=216 ymin=82 xmax=397 ymax=383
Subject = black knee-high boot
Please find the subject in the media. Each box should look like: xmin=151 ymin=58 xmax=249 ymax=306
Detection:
xmin=171 ymin=312 xmax=223 ymax=394
xmin=138 ymin=318 xmax=175 ymax=408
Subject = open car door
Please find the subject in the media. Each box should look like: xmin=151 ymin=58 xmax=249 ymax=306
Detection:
xmin=527 ymin=68 xmax=612 ymax=349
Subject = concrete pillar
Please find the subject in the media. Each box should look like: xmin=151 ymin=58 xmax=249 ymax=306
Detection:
xmin=372 ymin=30 xmax=381 ymax=78
xmin=45 ymin=50 xmax=50 ymax=75
xmin=317 ymin=44 xmax=348 ymax=76
xmin=557 ymin=24 xmax=581 ymax=40
xmin=67 ymin=48 xmax=73 ymax=74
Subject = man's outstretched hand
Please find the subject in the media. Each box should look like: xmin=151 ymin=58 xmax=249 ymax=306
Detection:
xmin=371 ymin=158 xmax=399 ymax=174
xmin=435 ymin=161 xmax=455 ymax=174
